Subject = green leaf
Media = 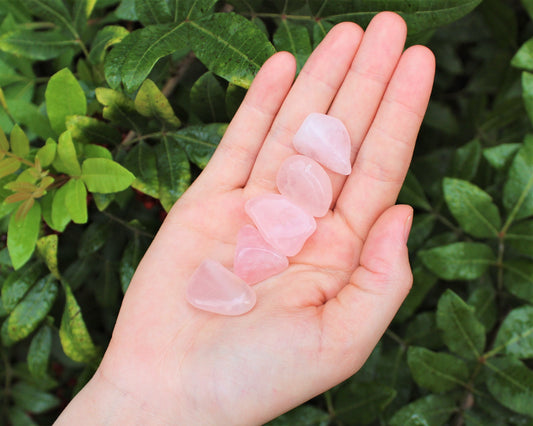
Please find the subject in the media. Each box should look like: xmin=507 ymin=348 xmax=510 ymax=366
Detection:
xmin=135 ymin=0 xmax=172 ymax=26
xmin=73 ymin=0 xmax=97 ymax=32
xmin=468 ymin=284 xmax=498 ymax=332
xmin=0 ymin=157 xmax=20 ymax=179
xmin=186 ymin=13 xmax=276 ymax=88
xmin=10 ymin=124 xmax=29 ymax=157
xmin=172 ymin=0 xmax=217 ymax=21
xmin=485 ymin=357 xmax=533 ymax=417
xmin=334 ymin=381 xmax=396 ymax=424
xmin=36 ymin=138 xmax=57 ymax=168
xmin=119 ymin=236 xmax=143 ymax=293
xmin=266 ymin=405 xmax=329 ymax=426
xmin=0 ymin=126 xmax=9 ymax=152
xmin=11 ymin=381 xmax=60 ymax=414
xmin=88 ymin=25 xmax=130 ymax=64
xmin=170 ymin=123 xmax=226 ymax=169
xmin=26 ymin=0 xmax=75 ymax=34
xmin=155 ymin=135 xmax=190 ymax=211
xmin=78 ymin=221 xmax=110 ymax=257
xmin=95 ymin=87 xmax=145 ymax=132
xmin=443 ymin=178 xmax=501 ymax=238
xmin=135 ymin=79 xmax=181 ymax=128
xmin=63 ymin=179 xmax=88 ymax=224
xmin=273 ymin=21 xmax=312 ymax=72
xmin=1 ymin=262 xmax=44 ymax=313
xmin=190 ymin=72 xmax=228 ymax=123
xmin=46 ymin=68 xmax=87 ymax=135
xmin=506 ymin=220 xmax=533 ymax=258
xmin=57 ymin=131 xmax=81 ymax=176
xmin=398 ymin=170 xmax=431 ymax=211
xmin=503 ymin=260 xmax=533 ymax=304
xmin=83 ymin=144 xmax=112 ymax=160
xmin=483 ymin=143 xmax=521 ymax=170
xmin=27 ymin=325 xmax=52 ymax=378
xmin=7 ymin=407 xmax=38 ymax=426
xmin=124 ymin=141 xmax=159 ymax=198
xmin=503 ymin=134 xmax=533 ymax=222
xmin=450 ymin=139 xmax=481 ymax=181
xmin=395 ymin=266 xmax=437 ymax=322
xmin=6 ymin=275 xmax=58 ymax=342
xmin=104 ymin=23 xmax=188 ymax=92
xmin=66 ymin=115 xmax=122 ymax=146
xmin=493 ymin=306 xmax=533 ymax=359
xmin=0 ymin=30 xmax=77 ymax=60
xmin=7 ymin=202 xmax=41 ymax=270
xmin=50 ymin=186 xmax=72 ymax=232
xmin=420 ymin=242 xmax=495 ymax=281
xmin=512 ymin=37 xmax=533 ymax=71
xmin=36 ymin=234 xmax=60 ymax=279
xmin=436 ymin=289 xmax=486 ymax=359
xmin=60 ymin=282 xmax=98 ymax=363
xmin=81 ymin=158 xmax=135 ymax=193
xmin=389 ymin=394 xmax=457 ymax=426
xmin=225 ymin=83 xmax=246 ymax=118
xmin=407 ymin=346 xmax=469 ymax=392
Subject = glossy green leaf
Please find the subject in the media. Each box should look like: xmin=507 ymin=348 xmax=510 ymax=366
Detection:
xmin=171 ymin=123 xmax=226 ymax=169
xmin=503 ymin=134 xmax=533 ymax=222
xmin=81 ymin=158 xmax=135 ymax=193
xmin=512 ymin=37 xmax=533 ymax=71
xmin=398 ymin=170 xmax=431 ymax=210
xmin=36 ymin=234 xmax=60 ymax=279
xmin=503 ymin=260 xmax=533 ymax=303
xmin=1 ymin=262 xmax=44 ymax=313
xmin=190 ymin=72 xmax=228 ymax=123
xmin=124 ymin=141 xmax=159 ymax=198
xmin=407 ymin=346 xmax=469 ymax=392
xmin=420 ymin=242 xmax=495 ymax=281
xmin=88 ymin=25 xmax=130 ymax=64
xmin=506 ymin=220 xmax=533 ymax=257
xmin=173 ymin=0 xmax=218 ymax=21
xmin=0 ymin=29 xmax=77 ymax=60
xmin=46 ymin=68 xmax=87 ymax=135
xmin=7 ymin=202 xmax=41 ymax=270
xmin=26 ymin=0 xmax=75 ymax=33
xmin=66 ymin=115 xmax=122 ymax=146
xmin=155 ymin=135 xmax=190 ymax=211
xmin=50 ymin=185 xmax=72 ymax=232
xmin=436 ymin=289 xmax=486 ymax=359
xmin=10 ymin=124 xmax=29 ymax=158
xmin=95 ymin=88 xmax=145 ymax=132
xmin=63 ymin=179 xmax=88 ymax=224
xmin=105 ymin=23 xmax=188 ymax=92
xmin=135 ymin=79 xmax=181 ymax=128
xmin=450 ymin=139 xmax=481 ymax=181
xmin=483 ymin=143 xmax=521 ymax=170
xmin=135 ymin=0 xmax=172 ymax=26
xmin=60 ymin=283 xmax=98 ymax=363
xmin=0 ymin=157 xmax=20 ymax=178
xmin=468 ymin=284 xmax=498 ymax=332
xmin=11 ymin=381 xmax=60 ymax=414
xmin=443 ymin=178 xmax=501 ymax=238
xmin=273 ymin=21 xmax=311 ymax=72
xmin=485 ymin=357 xmax=533 ymax=417
xmin=389 ymin=394 xmax=457 ymax=426
xmin=6 ymin=275 xmax=58 ymax=342
xmin=27 ymin=324 xmax=52 ymax=378
xmin=186 ymin=13 xmax=276 ymax=88
xmin=493 ymin=306 xmax=533 ymax=359
xmin=57 ymin=131 xmax=81 ymax=176
xmin=36 ymin=138 xmax=57 ymax=168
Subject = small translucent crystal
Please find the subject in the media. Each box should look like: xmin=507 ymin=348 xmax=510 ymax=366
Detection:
xmin=186 ymin=258 xmax=256 ymax=316
xmin=293 ymin=113 xmax=352 ymax=175
xmin=276 ymin=155 xmax=332 ymax=217
xmin=234 ymin=224 xmax=289 ymax=284
xmin=245 ymin=194 xmax=316 ymax=256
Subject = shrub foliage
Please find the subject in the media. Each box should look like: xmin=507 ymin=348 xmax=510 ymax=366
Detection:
xmin=0 ymin=0 xmax=532 ymax=424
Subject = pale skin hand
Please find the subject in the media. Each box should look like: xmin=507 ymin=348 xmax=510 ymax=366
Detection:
xmin=56 ymin=12 xmax=435 ymax=426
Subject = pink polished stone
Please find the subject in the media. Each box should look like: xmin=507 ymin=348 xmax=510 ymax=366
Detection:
xmin=293 ymin=113 xmax=352 ymax=175
xmin=234 ymin=225 xmax=289 ymax=284
xmin=245 ymin=194 xmax=316 ymax=257
xmin=276 ymin=155 xmax=332 ymax=217
xmin=186 ymin=258 xmax=256 ymax=316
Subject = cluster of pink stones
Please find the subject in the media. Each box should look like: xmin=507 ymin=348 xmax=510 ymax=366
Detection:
xmin=186 ymin=113 xmax=351 ymax=316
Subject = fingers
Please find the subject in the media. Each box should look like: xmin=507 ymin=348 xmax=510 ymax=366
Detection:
xmin=319 ymin=205 xmax=413 ymax=377
xmin=197 ymin=51 xmax=297 ymax=192
xmin=245 ymin=22 xmax=364 ymax=195
xmin=335 ymin=45 xmax=435 ymax=240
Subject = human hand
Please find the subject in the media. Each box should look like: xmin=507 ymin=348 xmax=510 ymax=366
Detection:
xmin=56 ymin=12 xmax=435 ymax=425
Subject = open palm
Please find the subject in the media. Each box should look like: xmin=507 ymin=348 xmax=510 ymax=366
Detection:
xmin=57 ymin=12 xmax=435 ymax=426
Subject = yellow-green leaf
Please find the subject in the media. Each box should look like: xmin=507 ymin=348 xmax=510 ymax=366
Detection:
xmin=7 ymin=201 xmax=41 ymax=270
xmin=57 ymin=131 xmax=81 ymax=176
xmin=36 ymin=234 xmax=60 ymax=279
xmin=63 ymin=179 xmax=87 ymax=224
xmin=10 ymin=124 xmax=29 ymax=157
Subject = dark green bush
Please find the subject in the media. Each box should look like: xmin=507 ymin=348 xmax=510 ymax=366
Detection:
xmin=0 ymin=0 xmax=532 ymax=424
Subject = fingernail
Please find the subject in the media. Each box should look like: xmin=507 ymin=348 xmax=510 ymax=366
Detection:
xmin=403 ymin=213 xmax=413 ymax=245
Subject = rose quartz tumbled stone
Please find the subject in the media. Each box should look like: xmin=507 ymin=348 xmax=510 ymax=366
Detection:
xmin=293 ymin=113 xmax=352 ymax=175
xmin=234 ymin=225 xmax=289 ymax=284
xmin=276 ymin=155 xmax=332 ymax=217
xmin=186 ymin=258 xmax=256 ymax=316
xmin=245 ymin=194 xmax=316 ymax=257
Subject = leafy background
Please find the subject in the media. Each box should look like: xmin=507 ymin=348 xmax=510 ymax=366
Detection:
xmin=0 ymin=0 xmax=532 ymax=424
